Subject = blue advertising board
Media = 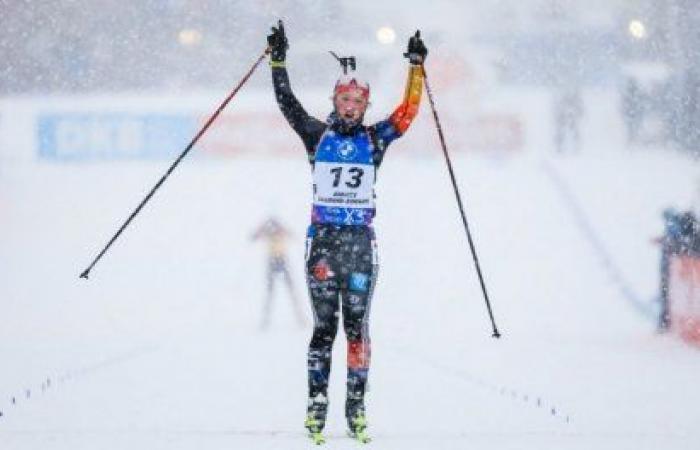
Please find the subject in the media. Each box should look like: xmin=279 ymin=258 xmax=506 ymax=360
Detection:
xmin=37 ymin=113 xmax=198 ymax=161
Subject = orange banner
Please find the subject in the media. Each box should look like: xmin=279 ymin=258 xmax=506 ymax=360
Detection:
xmin=669 ymin=255 xmax=700 ymax=346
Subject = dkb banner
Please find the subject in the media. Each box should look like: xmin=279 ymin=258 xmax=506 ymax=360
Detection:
xmin=37 ymin=113 xmax=196 ymax=161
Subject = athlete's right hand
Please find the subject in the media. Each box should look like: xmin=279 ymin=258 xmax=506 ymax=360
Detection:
xmin=267 ymin=20 xmax=288 ymax=62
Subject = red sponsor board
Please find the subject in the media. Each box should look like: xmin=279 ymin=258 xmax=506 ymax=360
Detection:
xmin=195 ymin=112 xmax=293 ymax=157
xmin=464 ymin=115 xmax=523 ymax=153
xmin=668 ymin=255 xmax=700 ymax=346
xmin=194 ymin=111 xmax=524 ymax=158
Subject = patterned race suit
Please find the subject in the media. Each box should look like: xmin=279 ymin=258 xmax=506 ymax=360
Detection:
xmin=270 ymin=60 xmax=423 ymax=427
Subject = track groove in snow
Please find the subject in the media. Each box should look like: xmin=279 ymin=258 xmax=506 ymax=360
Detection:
xmin=540 ymin=158 xmax=657 ymax=320
xmin=389 ymin=343 xmax=573 ymax=424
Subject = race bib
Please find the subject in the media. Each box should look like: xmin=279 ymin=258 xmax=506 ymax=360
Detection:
xmin=313 ymin=161 xmax=375 ymax=209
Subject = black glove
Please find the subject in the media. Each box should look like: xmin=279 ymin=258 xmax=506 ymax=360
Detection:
xmin=267 ymin=20 xmax=288 ymax=62
xmin=404 ymin=30 xmax=428 ymax=64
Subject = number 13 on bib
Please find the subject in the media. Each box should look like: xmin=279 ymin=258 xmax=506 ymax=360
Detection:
xmin=314 ymin=161 xmax=375 ymax=207
xmin=312 ymin=161 xmax=376 ymax=225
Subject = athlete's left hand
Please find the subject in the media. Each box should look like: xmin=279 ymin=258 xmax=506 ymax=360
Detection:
xmin=404 ymin=30 xmax=428 ymax=64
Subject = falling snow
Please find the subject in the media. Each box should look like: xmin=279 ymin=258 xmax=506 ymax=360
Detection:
xmin=1 ymin=1 xmax=700 ymax=449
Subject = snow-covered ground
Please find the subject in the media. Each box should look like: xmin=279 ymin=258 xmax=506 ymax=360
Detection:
xmin=1 ymin=88 xmax=699 ymax=450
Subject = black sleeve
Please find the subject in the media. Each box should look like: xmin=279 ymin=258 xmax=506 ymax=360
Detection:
xmin=271 ymin=66 xmax=326 ymax=155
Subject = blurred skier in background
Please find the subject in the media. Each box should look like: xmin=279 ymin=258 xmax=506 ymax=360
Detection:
xmin=655 ymin=208 xmax=699 ymax=331
xmin=266 ymin=20 xmax=427 ymax=443
xmin=251 ymin=217 xmax=306 ymax=330
xmin=553 ymin=85 xmax=584 ymax=154
xmin=622 ymin=78 xmax=644 ymax=146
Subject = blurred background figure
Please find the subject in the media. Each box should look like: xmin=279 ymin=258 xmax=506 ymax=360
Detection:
xmin=621 ymin=78 xmax=644 ymax=146
xmin=553 ymin=85 xmax=584 ymax=154
xmin=655 ymin=208 xmax=700 ymax=332
xmin=657 ymin=179 xmax=700 ymax=333
xmin=251 ymin=217 xmax=306 ymax=330
xmin=676 ymin=71 xmax=700 ymax=152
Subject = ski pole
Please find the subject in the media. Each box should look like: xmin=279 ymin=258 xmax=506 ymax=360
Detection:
xmin=79 ymin=47 xmax=271 ymax=280
xmin=421 ymin=65 xmax=501 ymax=338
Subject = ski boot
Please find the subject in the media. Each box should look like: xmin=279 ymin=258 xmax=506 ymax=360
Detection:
xmin=346 ymin=400 xmax=371 ymax=444
xmin=305 ymin=393 xmax=328 ymax=445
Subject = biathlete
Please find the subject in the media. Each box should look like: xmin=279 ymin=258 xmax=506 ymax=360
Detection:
xmin=267 ymin=20 xmax=427 ymax=443
xmin=251 ymin=217 xmax=306 ymax=329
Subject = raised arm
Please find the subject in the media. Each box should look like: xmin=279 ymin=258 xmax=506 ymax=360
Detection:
xmin=267 ymin=21 xmax=326 ymax=155
xmin=371 ymin=31 xmax=428 ymax=163
xmin=388 ymin=64 xmax=424 ymax=134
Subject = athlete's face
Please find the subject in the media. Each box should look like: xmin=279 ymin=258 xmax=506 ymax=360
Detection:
xmin=333 ymin=88 xmax=369 ymax=124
